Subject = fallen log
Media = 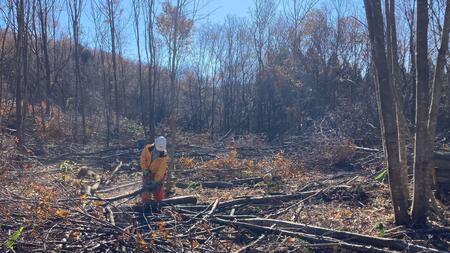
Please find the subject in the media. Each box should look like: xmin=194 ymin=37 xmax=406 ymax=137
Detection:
xmin=212 ymin=218 xmax=391 ymax=253
xmin=241 ymin=218 xmax=442 ymax=253
xmin=386 ymin=227 xmax=450 ymax=238
xmin=355 ymin=146 xmax=380 ymax=152
xmin=175 ymin=177 xmax=277 ymax=189
xmin=88 ymin=187 xmax=146 ymax=202
xmin=217 ymin=191 xmax=318 ymax=211
xmin=97 ymin=180 xmax=140 ymax=194
xmin=175 ymin=205 xmax=210 ymax=212
xmin=175 ymin=191 xmax=323 ymax=212
xmin=176 ymin=181 xmax=233 ymax=189
xmin=139 ymin=195 xmax=197 ymax=207
xmin=88 ymin=187 xmax=197 ymax=206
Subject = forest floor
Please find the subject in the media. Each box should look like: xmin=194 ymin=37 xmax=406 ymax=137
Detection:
xmin=1 ymin=130 xmax=450 ymax=252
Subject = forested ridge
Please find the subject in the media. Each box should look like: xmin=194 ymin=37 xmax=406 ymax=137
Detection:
xmin=4 ymin=0 xmax=448 ymax=143
xmin=1 ymin=0 xmax=450 ymax=252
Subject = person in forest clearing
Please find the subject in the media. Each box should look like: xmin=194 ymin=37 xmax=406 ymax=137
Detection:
xmin=140 ymin=136 xmax=169 ymax=203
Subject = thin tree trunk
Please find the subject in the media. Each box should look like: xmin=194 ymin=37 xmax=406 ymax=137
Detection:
xmin=15 ymin=0 xmax=26 ymax=145
xmin=38 ymin=0 xmax=52 ymax=115
xmin=132 ymin=0 xmax=145 ymax=137
xmin=385 ymin=0 xmax=410 ymax=207
xmin=427 ymin=0 xmax=450 ymax=171
xmin=107 ymin=0 xmax=119 ymax=136
xmin=411 ymin=0 xmax=430 ymax=228
xmin=364 ymin=0 xmax=410 ymax=226
xmin=165 ymin=0 xmax=184 ymax=197
xmin=146 ymin=0 xmax=156 ymax=140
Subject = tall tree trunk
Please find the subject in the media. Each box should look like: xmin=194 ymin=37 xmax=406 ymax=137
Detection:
xmin=38 ymin=0 xmax=52 ymax=115
xmin=411 ymin=0 xmax=450 ymax=227
xmin=67 ymin=0 xmax=84 ymax=142
xmin=364 ymin=0 xmax=410 ymax=226
xmin=15 ymin=0 xmax=26 ymax=145
xmin=411 ymin=0 xmax=430 ymax=228
xmin=107 ymin=0 xmax=119 ymax=136
xmin=132 ymin=0 xmax=146 ymax=137
xmin=427 ymin=0 xmax=450 ymax=168
xmin=166 ymin=0 xmax=182 ymax=197
xmin=146 ymin=0 xmax=156 ymax=140
xmin=385 ymin=0 xmax=410 ymax=207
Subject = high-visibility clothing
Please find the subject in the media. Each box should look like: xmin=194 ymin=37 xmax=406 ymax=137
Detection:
xmin=140 ymin=143 xmax=168 ymax=202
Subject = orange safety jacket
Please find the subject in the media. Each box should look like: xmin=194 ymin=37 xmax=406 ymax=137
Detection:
xmin=140 ymin=144 xmax=168 ymax=183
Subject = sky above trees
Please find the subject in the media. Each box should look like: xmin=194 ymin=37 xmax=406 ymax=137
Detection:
xmin=76 ymin=0 xmax=255 ymax=60
xmin=66 ymin=0 xmax=362 ymax=61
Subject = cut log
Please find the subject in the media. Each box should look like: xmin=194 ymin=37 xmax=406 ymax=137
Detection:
xmin=241 ymin=218 xmax=441 ymax=253
xmin=89 ymin=187 xmax=197 ymax=206
xmin=175 ymin=205 xmax=210 ymax=212
xmin=212 ymin=218 xmax=392 ymax=253
xmin=160 ymin=195 xmax=198 ymax=206
xmin=176 ymin=181 xmax=233 ymax=189
xmin=355 ymin=146 xmax=380 ymax=152
xmin=132 ymin=196 xmax=199 ymax=212
xmin=217 ymin=191 xmax=317 ymax=211
xmin=97 ymin=181 xmax=140 ymax=194
xmin=175 ymin=177 xmax=276 ymax=189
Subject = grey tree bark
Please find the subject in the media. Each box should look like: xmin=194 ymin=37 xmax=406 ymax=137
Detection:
xmin=411 ymin=0 xmax=430 ymax=227
xmin=363 ymin=0 xmax=410 ymax=225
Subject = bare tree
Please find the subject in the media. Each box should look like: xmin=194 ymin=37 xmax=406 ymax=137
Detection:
xmin=66 ymin=0 xmax=85 ymax=142
xmin=13 ymin=0 xmax=29 ymax=145
xmin=282 ymin=0 xmax=318 ymax=61
xmin=105 ymin=0 xmax=120 ymax=135
xmin=157 ymin=0 xmax=197 ymax=195
xmin=143 ymin=0 xmax=157 ymax=140
xmin=410 ymin=0 xmax=430 ymax=227
xmin=37 ymin=0 xmax=53 ymax=115
xmin=385 ymin=0 xmax=410 ymax=210
xmin=132 ymin=0 xmax=145 ymax=137
xmin=91 ymin=0 xmax=112 ymax=146
xmin=250 ymin=0 xmax=277 ymax=133
xmin=363 ymin=0 xmax=410 ymax=225
xmin=0 ymin=2 xmax=12 ymax=144
xmin=411 ymin=0 xmax=450 ymax=227
xmin=365 ymin=0 xmax=450 ymax=227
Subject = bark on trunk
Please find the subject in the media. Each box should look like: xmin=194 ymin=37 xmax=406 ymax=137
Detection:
xmin=363 ymin=0 xmax=410 ymax=225
xmin=411 ymin=0 xmax=430 ymax=227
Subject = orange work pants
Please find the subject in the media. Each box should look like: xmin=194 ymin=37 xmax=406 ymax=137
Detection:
xmin=141 ymin=173 xmax=165 ymax=202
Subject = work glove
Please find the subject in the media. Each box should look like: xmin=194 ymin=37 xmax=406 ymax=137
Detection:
xmin=143 ymin=180 xmax=160 ymax=191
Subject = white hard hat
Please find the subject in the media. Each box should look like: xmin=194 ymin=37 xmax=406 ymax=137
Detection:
xmin=155 ymin=136 xmax=167 ymax=151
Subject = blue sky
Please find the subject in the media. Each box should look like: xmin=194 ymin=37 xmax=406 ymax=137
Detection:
xmin=59 ymin=0 xmax=363 ymax=61
xmin=203 ymin=0 xmax=253 ymax=22
xmin=77 ymin=0 xmax=254 ymax=60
